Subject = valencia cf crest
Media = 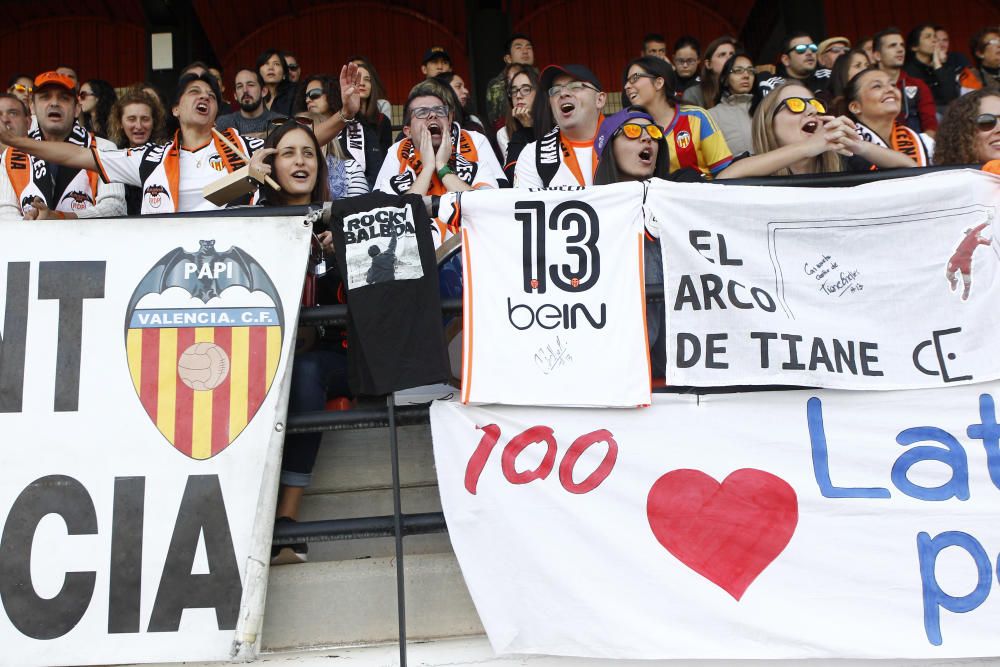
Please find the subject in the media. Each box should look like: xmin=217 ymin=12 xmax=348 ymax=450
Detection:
xmin=124 ymin=240 xmax=284 ymax=459
xmin=676 ymin=130 xmax=692 ymax=149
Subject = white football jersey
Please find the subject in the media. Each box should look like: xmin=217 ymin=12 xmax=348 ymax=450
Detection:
xmin=458 ymin=182 xmax=651 ymax=407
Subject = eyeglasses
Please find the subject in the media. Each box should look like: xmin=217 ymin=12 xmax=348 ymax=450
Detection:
xmin=730 ymin=65 xmax=756 ymax=75
xmin=267 ymin=115 xmax=315 ymax=137
xmin=78 ymin=91 xmax=96 ymax=100
xmin=410 ymin=105 xmax=448 ymax=119
xmin=823 ymin=45 xmax=850 ymax=55
xmin=975 ymin=113 xmax=999 ymax=132
xmin=615 ymin=122 xmax=664 ymax=140
xmin=287 ymin=63 xmax=300 ymax=71
xmin=548 ymin=81 xmax=599 ymax=97
xmin=787 ymin=43 xmax=819 ymax=55
xmin=674 ymin=57 xmax=698 ymax=66
xmin=9 ymin=84 xmax=32 ymax=95
xmin=774 ymin=96 xmax=825 ymax=117
xmin=982 ymin=38 xmax=1000 ymax=48
xmin=625 ymin=72 xmax=658 ymax=86
xmin=305 ymin=88 xmax=325 ymax=101
xmin=509 ymin=84 xmax=535 ymax=98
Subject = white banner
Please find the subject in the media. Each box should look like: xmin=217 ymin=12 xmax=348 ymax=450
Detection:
xmin=648 ymin=170 xmax=1000 ymax=389
xmin=432 ymin=384 xmax=1000 ymax=659
xmin=0 ymin=216 xmax=309 ymax=666
xmin=459 ymin=183 xmax=651 ymax=407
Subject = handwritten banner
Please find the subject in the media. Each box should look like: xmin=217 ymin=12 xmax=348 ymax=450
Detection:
xmin=0 ymin=216 xmax=308 ymax=666
xmin=647 ymin=170 xmax=1000 ymax=389
xmin=431 ymin=384 xmax=1000 ymax=659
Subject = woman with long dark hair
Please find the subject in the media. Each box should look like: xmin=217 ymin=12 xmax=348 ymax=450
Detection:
xmin=79 ymin=79 xmax=117 ymax=139
xmin=257 ymin=49 xmax=296 ymax=116
xmin=593 ymin=107 xmax=670 ymax=376
xmin=622 ymin=55 xmax=733 ymax=176
xmin=707 ymin=51 xmax=755 ymax=155
xmin=499 ymin=64 xmax=539 ymax=177
xmin=682 ymin=35 xmax=737 ymax=108
xmin=252 ymin=120 xmax=348 ymax=564
xmin=845 ymin=68 xmax=933 ymax=166
xmin=351 ymin=56 xmax=393 ymax=152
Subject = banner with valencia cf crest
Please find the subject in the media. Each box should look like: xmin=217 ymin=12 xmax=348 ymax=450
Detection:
xmin=0 ymin=215 xmax=309 ymax=665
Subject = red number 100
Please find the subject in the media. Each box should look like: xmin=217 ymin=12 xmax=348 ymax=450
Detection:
xmin=464 ymin=424 xmax=618 ymax=495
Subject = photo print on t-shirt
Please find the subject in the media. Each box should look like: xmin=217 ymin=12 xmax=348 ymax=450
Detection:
xmin=342 ymin=204 xmax=424 ymax=289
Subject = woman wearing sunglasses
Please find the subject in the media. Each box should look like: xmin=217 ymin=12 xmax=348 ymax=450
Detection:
xmin=845 ymin=69 xmax=933 ymax=166
xmin=935 ymin=89 xmax=1000 ymax=167
xmin=707 ymin=52 xmax=756 ymax=155
xmin=593 ymin=107 xmax=671 ymax=376
xmin=297 ymin=75 xmax=338 ymax=119
xmin=297 ymin=72 xmax=385 ymax=189
xmin=719 ymin=82 xmax=914 ymax=178
xmin=79 ymin=79 xmax=117 ymax=140
xmin=622 ymin=56 xmax=733 ymax=177
xmin=0 ymin=72 xmax=265 ymax=213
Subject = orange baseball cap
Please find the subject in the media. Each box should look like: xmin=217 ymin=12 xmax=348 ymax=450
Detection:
xmin=33 ymin=71 xmax=77 ymax=92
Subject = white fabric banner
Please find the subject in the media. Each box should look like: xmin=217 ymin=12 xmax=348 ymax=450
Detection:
xmin=647 ymin=170 xmax=1000 ymax=389
xmin=459 ymin=183 xmax=651 ymax=407
xmin=0 ymin=216 xmax=309 ymax=665
xmin=432 ymin=383 xmax=1000 ymax=659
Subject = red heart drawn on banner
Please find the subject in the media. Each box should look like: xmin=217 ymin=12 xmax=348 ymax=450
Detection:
xmin=646 ymin=468 xmax=798 ymax=600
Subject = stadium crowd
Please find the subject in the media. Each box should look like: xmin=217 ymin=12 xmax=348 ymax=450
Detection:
xmin=2 ymin=22 xmax=999 ymax=564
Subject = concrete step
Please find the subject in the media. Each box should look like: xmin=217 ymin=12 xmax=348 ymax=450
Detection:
xmin=262 ymin=552 xmax=482 ymax=652
xmin=307 ymin=423 xmax=437 ymax=494
xmin=286 ymin=422 xmax=449 ymax=562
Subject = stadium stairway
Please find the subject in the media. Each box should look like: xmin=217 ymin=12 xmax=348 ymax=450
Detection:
xmin=260 ymin=419 xmax=486 ymax=650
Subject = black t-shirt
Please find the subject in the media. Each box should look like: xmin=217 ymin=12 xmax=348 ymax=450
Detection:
xmin=329 ymin=191 xmax=449 ymax=395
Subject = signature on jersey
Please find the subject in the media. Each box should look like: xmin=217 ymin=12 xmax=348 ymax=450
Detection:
xmin=534 ymin=336 xmax=573 ymax=375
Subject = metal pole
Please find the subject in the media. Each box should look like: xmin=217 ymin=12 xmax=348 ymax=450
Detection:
xmin=387 ymin=392 xmax=407 ymax=666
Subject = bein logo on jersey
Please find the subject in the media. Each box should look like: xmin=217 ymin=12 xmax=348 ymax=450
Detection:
xmin=508 ymin=200 xmax=606 ymax=331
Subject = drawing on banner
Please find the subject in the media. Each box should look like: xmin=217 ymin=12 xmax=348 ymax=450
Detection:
xmin=123 ymin=240 xmax=285 ymax=460
xmin=767 ymin=205 xmax=996 ymax=319
xmin=945 ymin=221 xmax=992 ymax=301
xmin=646 ymin=468 xmax=798 ymax=600
xmin=342 ymin=204 xmax=423 ymax=289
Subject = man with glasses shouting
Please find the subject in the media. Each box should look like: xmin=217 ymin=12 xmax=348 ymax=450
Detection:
xmin=376 ymin=79 xmax=504 ymax=198
xmin=375 ymin=80 xmax=505 ymax=244
xmin=513 ymin=64 xmax=606 ymax=188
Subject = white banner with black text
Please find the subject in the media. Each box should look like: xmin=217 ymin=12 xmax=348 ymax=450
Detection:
xmin=0 ymin=216 xmax=309 ymax=665
xmin=647 ymin=169 xmax=1000 ymax=389
xmin=432 ymin=384 xmax=1000 ymax=659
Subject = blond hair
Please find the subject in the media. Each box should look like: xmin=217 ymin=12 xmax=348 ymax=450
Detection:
xmin=751 ymin=82 xmax=843 ymax=176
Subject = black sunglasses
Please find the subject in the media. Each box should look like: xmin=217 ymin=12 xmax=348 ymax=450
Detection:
xmin=305 ymin=88 xmax=324 ymax=101
xmin=975 ymin=113 xmax=999 ymax=132
xmin=267 ymin=115 xmax=314 ymax=137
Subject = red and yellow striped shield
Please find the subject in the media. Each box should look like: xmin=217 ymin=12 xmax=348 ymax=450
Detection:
xmin=125 ymin=323 xmax=281 ymax=459
xmin=125 ymin=241 xmax=285 ymax=459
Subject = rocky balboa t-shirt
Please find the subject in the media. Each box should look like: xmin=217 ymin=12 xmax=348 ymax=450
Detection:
xmin=330 ymin=191 xmax=449 ymax=395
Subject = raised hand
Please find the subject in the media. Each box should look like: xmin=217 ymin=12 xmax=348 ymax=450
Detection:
xmin=339 ymin=62 xmax=361 ymax=119
xmin=435 ymin=125 xmax=454 ymax=170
